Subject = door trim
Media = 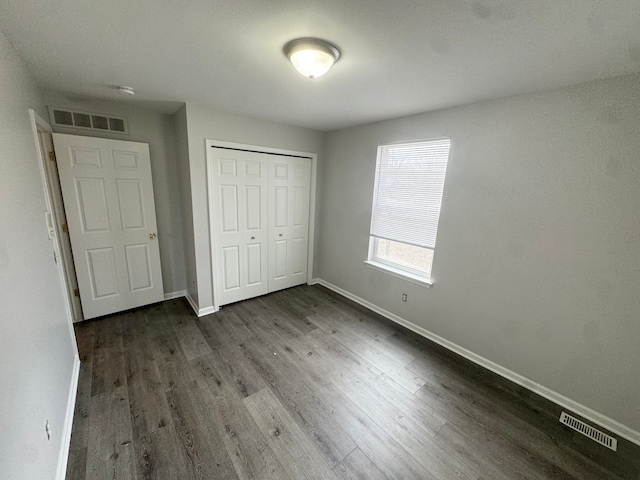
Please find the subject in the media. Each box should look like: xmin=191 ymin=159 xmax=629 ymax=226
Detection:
xmin=206 ymin=139 xmax=318 ymax=312
xmin=29 ymin=110 xmax=79 ymax=332
xmin=29 ymin=109 xmax=80 ymax=480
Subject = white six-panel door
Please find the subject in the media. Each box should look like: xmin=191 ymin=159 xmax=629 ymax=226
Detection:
xmin=210 ymin=148 xmax=269 ymax=305
xmin=53 ymin=133 xmax=164 ymax=319
xmin=209 ymin=147 xmax=311 ymax=307
xmin=268 ymin=156 xmax=311 ymax=293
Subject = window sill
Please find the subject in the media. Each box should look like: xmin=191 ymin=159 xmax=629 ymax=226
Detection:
xmin=364 ymin=260 xmax=433 ymax=288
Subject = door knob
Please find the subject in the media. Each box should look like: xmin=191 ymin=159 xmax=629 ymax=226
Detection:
xmin=279 ymin=233 xmax=283 ymax=237
xmin=149 ymin=233 xmax=157 ymax=239
xmin=251 ymin=236 xmax=255 ymax=240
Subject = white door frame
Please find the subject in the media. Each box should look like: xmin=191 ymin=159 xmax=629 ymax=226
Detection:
xmin=29 ymin=109 xmax=79 ymax=342
xmin=206 ymin=139 xmax=318 ymax=312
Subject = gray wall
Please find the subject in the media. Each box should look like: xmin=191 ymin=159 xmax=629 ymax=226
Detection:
xmin=317 ymin=74 xmax=640 ymax=432
xmin=173 ymin=104 xmax=198 ymax=303
xmin=41 ymin=92 xmax=186 ymax=295
xmin=0 ymin=30 xmax=78 ymax=479
xmin=183 ymin=103 xmax=325 ymax=311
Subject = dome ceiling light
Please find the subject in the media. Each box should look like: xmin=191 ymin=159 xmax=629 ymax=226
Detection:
xmin=283 ymin=38 xmax=341 ymax=79
xmin=116 ymin=86 xmax=135 ymax=96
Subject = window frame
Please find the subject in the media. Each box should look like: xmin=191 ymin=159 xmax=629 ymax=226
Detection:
xmin=365 ymin=238 xmax=435 ymax=287
xmin=365 ymin=137 xmax=451 ymax=287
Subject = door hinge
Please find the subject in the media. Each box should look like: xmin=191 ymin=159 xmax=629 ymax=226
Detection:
xmin=49 ymin=151 xmax=56 ymax=162
xmin=61 ymin=223 xmax=68 ymax=233
xmin=74 ymin=288 xmax=80 ymax=297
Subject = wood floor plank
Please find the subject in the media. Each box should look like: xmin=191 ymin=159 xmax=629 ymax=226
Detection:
xmin=303 ymin=304 xmax=414 ymax=366
xmin=122 ymin=310 xmax=172 ymax=437
xmin=211 ymin=308 xmax=358 ymax=468
xmin=132 ymin=423 xmax=195 ymax=480
xmin=165 ymin=299 xmax=213 ymax=361
xmin=244 ymin=388 xmax=340 ymax=480
xmin=333 ymin=448 xmax=388 ymax=480
xmin=165 ymin=378 xmax=240 ymax=480
xmin=94 ymin=316 xmax=123 ymax=349
xmin=68 ymin=286 xmax=637 ymax=480
xmin=253 ymin=294 xmax=319 ymax=334
xmin=219 ymin=311 xmax=441 ymax=480
xmin=285 ymin=286 xmax=402 ymax=346
xmin=85 ymin=386 xmax=136 ymax=480
xmin=307 ymin=312 xmax=426 ymax=393
xmin=193 ymin=313 xmax=271 ymax=400
xmin=310 ymin=350 xmax=476 ymax=480
xmin=410 ymin=359 xmax=624 ymax=480
xmin=65 ymin=447 xmax=87 ymax=480
xmin=263 ymin=314 xmax=449 ymax=441
xmin=67 ymin=330 xmax=95 ymax=452
xmin=190 ymin=355 xmax=292 ymax=480
xmin=145 ymin=303 xmax=195 ymax=392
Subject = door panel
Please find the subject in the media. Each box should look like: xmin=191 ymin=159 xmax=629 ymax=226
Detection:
xmin=54 ymin=133 xmax=164 ymax=319
xmin=220 ymin=185 xmax=239 ymax=232
xmin=291 ymin=237 xmax=305 ymax=275
xmin=211 ymin=148 xmax=268 ymax=305
xmin=246 ymin=243 xmax=263 ymax=285
xmin=245 ymin=186 xmax=262 ymax=230
xmin=268 ymin=155 xmax=311 ymax=293
xmin=222 ymin=246 xmax=241 ymax=291
xmin=125 ymin=244 xmax=152 ymax=291
xmin=86 ymin=247 xmax=118 ymax=298
xmin=117 ymin=179 xmax=145 ymax=230
xmin=75 ymin=178 xmax=110 ymax=232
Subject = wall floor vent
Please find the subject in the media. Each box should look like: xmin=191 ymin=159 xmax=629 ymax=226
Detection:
xmin=559 ymin=411 xmax=617 ymax=451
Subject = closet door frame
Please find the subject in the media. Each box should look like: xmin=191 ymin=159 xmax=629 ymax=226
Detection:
xmin=206 ymin=139 xmax=318 ymax=312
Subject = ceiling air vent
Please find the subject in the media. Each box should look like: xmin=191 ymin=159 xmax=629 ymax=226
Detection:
xmin=48 ymin=107 xmax=129 ymax=134
xmin=559 ymin=412 xmax=617 ymax=451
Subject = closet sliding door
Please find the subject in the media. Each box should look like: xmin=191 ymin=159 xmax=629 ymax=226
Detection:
xmin=209 ymin=146 xmax=311 ymax=307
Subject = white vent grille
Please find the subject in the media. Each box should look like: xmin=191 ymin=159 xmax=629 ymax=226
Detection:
xmin=48 ymin=107 xmax=129 ymax=134
xmin=559 ymin=412 xmax=617 ymax=451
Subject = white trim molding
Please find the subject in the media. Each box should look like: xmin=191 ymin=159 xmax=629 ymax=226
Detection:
xmin=56 ymin=354 xmax=81 ymax=480
xmin=164 ymin=290 xmax=187 ymax=301
xmin=312 ymin=278 xmax=640 ymax=447
xmin=185 ymin=292 xmax=217 ymax=317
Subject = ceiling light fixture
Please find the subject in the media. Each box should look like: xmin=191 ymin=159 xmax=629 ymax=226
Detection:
xmin=283 ymin=38 xmax=341 ymax=79
xmin=116 ymin=86 xmax=135 ymax=96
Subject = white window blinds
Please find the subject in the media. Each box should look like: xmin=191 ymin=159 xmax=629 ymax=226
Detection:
xmin=370 ymin=138 xmax=451 ymax=249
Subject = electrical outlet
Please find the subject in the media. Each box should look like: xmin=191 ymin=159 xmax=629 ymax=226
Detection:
xmin=402 ymin=293 xmax=407 ymax=302
xmin=45 ymin=420 xmax=51 ymax=440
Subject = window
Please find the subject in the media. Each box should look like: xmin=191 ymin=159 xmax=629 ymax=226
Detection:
xmin=366 ymin=138 xmax=451 ymax=285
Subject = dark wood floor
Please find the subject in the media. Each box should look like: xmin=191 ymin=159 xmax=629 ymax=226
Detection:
xmin=66 ymin=285 xmax=639 ymax=480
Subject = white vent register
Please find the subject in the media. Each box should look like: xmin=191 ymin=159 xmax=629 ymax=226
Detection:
xmin=559 ymin=411 xmax=617 ymax=451
xmin=48 ymin=106 xmax=129 ymax=134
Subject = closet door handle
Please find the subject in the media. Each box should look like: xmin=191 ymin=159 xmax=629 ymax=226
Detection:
xmin=251 ymin=236 xmax=255 ymax=240
xmin=279 ymin=233 xmax=283 ymax=237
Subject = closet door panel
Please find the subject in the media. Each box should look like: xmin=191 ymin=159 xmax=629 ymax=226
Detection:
xmin=268 ymin=155 xmax=311 ymax=292
xmin=211 ymin=148 xmax=268 ymax=306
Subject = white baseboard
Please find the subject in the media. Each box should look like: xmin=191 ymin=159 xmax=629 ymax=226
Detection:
xmin=56 ymin=354 xmax=81 ymax=480
xmin=185 ymin=292 xmax=199 ymax=315
xmin=197 ymin=305 xmax=217 ymax=316
xmin=184 ymin=292 xmax=217 ymax=317
xmin=164 ymin=290 xmax=187 ymax=300
xmin=312 ymin=278 xmax=640 ymax=447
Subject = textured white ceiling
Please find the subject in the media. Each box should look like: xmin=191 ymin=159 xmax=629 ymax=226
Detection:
xmin=1 ymin=0 xmax=639 ymax=131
